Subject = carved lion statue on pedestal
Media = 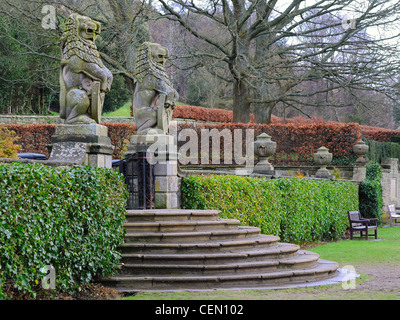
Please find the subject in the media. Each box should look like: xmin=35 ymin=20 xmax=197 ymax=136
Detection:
xmin=133 ymin=42 xmax=179 ymax=134
xmin=60 ymin=14 xmax=113 ymax=124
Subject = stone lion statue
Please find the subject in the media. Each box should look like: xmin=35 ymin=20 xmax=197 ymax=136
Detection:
xmin=59 ymin=14 xmax=113 ymax=124
xmin=133 ymin=42 xmax=179 ymax=134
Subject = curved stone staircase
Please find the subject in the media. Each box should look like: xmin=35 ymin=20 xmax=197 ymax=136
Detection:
xmin=101 ymin=209 xmax=339 ymax=292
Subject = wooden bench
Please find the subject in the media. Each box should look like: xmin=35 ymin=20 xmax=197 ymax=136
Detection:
xmin=347 ymin=210 xmax=378 ymax=240
xmin=387 ymin=204 xmax=400 ymax=226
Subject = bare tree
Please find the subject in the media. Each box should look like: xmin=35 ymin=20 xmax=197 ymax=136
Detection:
xmin=2 ymin=0 xmax=400 ymax=125
xmin=156 ymin=0 xmax=400 ymax=123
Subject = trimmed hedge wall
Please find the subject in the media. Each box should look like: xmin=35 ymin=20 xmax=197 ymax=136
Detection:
xmin=363 ymin=137 xmax=400 ymax=164
xmin=181 ymin=175 xmax=359 ymax=244
xmin=361 ymin=125 xmax=400 ymax=142
xmin=359 ymin=162 xmax=383 ymax=222
xmin=177 ymin=122 xmax=361 ymax=165
xmin=173 ymin=105 xmax=234 ymax=123
xmin=0 ymin=162 xmax=127 ymax=299
xmin=1 ymin=123 xmax=136 ymax=160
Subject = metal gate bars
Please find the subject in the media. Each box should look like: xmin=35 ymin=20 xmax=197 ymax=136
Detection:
xmin=113 ymin=152 xmax=155 ymax=209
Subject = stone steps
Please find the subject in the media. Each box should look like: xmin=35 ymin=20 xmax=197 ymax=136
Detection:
xmin=103 ymin=260 xmax=339 ymax=291
xmin=125 ymin=209 xmax=221 ymax=222
xmin=124 ymin=226 xmax=262 ymax=243
xmin=101 ymin=209 xmax=339 ymax=292
xmin=124 ymin=219 xmax=241 ymax=232
xmin=119 ymin=235 xmax=282 ymax=254
xmin=117 ymin=250 xmax=318 ymax=275
xmin=120 ymin=244 xmax=302 ymax=265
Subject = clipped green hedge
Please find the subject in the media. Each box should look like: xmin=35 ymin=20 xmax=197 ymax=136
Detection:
xmin=359 ymin=162 xmax=383 ymax=222
xmin=0 ymin=162 xmax=127 ymax=299
xmin=276 ymin=178 xmax=358 ymax=244
xmin=181 ymin=175 xmax=358 ymax=244
xmin=182 ymin=175 xmax=284 ymax=236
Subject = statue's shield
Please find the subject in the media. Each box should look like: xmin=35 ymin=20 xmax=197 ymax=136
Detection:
xmin=157 ymin=94 xmax=168 ymax=134
xmin=91 ymin=81 xmax=102 ymax=124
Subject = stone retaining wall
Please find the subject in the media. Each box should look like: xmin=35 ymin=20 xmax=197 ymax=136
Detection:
xmin=0 ymin=115 xmax=134 ymax=125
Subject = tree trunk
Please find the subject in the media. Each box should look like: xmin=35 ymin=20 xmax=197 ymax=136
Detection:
xmin=232 ymin=79 xmax=251 ymax=123
xmin=254 ymin=104 xmax=272 ymax=124
xmin=232 ymin=37 xmax=252 ymax=123
xmin=253 ymin=19 xmax=273 ymax=125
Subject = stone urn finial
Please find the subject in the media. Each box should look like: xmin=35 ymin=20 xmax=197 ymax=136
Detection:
xmin=353 ymin=140 xmax=369 ymax=164
xmin=253 ymin=133 xmax=276 ymax=174
xmin=314 ymin=146 xmax=333 ymax=178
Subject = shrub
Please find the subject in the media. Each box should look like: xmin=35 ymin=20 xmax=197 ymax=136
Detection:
xmin=177 ymin=122 xmax=361 ymax=165
xmin=181 ymin=175 xmax=358 ymax=244
xmin=359 ymin=162 xmax=383 ymax=222
xmin=0 ymin=162 xmax=127 ymax=299
xmin=0 ymin=127 xmax=21 ymax=158
xmin=363 ymin=137 xmax=400 ymax=164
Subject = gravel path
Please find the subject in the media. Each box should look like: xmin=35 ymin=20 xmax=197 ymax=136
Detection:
xmin=355 ymin=265 xmax=400 ymax=293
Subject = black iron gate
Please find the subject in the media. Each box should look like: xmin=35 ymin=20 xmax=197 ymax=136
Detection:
xmin=113 ymin=152 xmax=155 ymax=209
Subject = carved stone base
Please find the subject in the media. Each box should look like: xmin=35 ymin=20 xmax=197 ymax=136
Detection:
xmin=48 ymin=124 xmax=114 ymax=168
xmin=253 ymin=160 xmax=275 ymax=175
xmin=315 ymin=167 xmax=333 ymax=179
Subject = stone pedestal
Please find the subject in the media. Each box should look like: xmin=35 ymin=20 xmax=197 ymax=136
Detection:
xmin=125 ymin=130 xmax=180 ymax=209
xmin=48 ymin=124 xmax=114 ymax=168
xmin=352 ymin=163 xmax=366 ymax=182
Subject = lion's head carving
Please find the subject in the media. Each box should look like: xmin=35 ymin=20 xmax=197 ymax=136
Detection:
xmin=134 ymin=42 xmax=172 ymax=89
xmin=61 ymin=13 xmax=103 ymax=67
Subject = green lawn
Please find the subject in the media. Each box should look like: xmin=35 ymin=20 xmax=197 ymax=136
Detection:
xmin=124 ymin=226 xmax=400 ymax=300
xmin=310 ymin=226 xmax=400 ymax=266
xmin=48 ymin=101 xmax=133 ymax=117
xmin=103 ymin=101 xmax=132 ymax=117
xmin=102 ymin=101 xmax=187 ymax=117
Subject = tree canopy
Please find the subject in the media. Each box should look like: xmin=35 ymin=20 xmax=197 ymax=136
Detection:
xmin=0 ymin=0 xmax=399 ymax=128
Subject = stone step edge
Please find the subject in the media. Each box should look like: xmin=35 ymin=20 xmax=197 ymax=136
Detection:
xmin=125 ymin=209 xmax=221 ymax=221
xmin=123 ymin=228 xmax=262 ymax=242
xmin=126 ymin=209 xmax=222 ymax=214
xmin=119 ymin=234 xmax=281 ymax=246
xmin=124 ymin=219 xmax=240 ymax=226
xmin=102 ymin=260 xmax=339 ymax=291
xmin=120 ymin=244 xmax=306 ymax=262
xmin=123 ymin=219 xmax=241 ymax=231
xmin=124 ymin=226 xmax=261 ymax=238
xmin=118 ymin=236 xmax=282 ymax=254
xmin=117 ymin=253 xmax=319 ymax=271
